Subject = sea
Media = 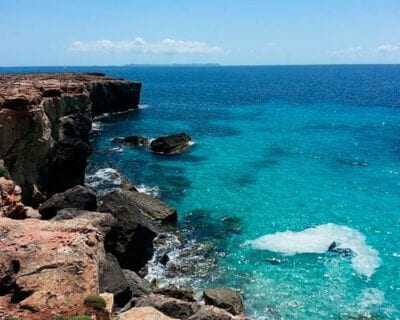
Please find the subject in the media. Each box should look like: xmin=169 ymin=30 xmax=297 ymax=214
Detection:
xmin=2 ymin=65 xmax=400 ymax=319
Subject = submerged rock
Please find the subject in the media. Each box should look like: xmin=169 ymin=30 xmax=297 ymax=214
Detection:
xmin=203 ymin=288 xmax=244 ymax=315
xmin=39 ymin=185 xmax=97 ymax=219
xmin=150 ymin=133 xmax=192 ymax=155
xmin=113 ymin=135 xmax=150 ymax=147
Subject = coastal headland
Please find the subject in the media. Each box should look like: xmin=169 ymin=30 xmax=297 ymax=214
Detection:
xmin=0 ymin=73 xmax=248 ymax=320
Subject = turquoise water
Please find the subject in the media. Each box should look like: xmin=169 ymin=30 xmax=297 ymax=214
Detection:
xmin=2 ymin=65 xmax=400 ymax=319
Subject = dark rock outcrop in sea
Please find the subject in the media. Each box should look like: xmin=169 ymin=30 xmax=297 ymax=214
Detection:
xmin=150 ymin=133 xmax=192 ymax=154
xmin=0 ymin=73 xmax=141 ymax=204
xmin=112 ymin=135 xmax=150 ymax=147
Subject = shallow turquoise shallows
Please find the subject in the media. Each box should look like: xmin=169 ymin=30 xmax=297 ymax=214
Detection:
xmin=3 ymin=65 xmax=399 ymax=319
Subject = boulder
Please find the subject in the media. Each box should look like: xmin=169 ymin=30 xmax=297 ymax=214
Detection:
xmin=135 ymin=294 xmax=200 ymax=319
xmin=119 ymin=190 xmax=177 ymax=223
xmin=189 ymin=305 xmax=249 ymax=320
xmin=99 ymin=253 xmax=132 ymax=307
xmin=122 ymin=269 xmax=152 ymax=297
xmin=113 ymin=135 xmax=150 ymax=147
xmin=0 ymin=215 xmax=110 ymax=319
xmin=150 ymin=133 xmax=192 ymax=155
xmin=0 ymin=177 xmax=27 ymax=219
xmin=203 ymin=288 xmax=244 ymax=315
xmin=154 ymin=285 xmax=195 ymax=302
xmin=118 ymin=306 xmax=178 ymax=320
xmin=39 ymin=185 xmax=97 ymax=219
xmin=98 ymin=190 xmax=158 ymax=271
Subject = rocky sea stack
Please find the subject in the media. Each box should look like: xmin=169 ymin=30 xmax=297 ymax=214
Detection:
xmin=0 ymin=73 xmax=248 ymax=320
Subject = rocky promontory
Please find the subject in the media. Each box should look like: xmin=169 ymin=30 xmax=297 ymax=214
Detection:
xmin=0 ymin=73 xmax=248 ymax=320
xmin=0 ymin=73 xmax=141 ymax=204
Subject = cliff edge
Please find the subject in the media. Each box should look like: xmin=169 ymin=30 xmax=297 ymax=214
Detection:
xmin=0 ymin=73 xmax=141 ymax=204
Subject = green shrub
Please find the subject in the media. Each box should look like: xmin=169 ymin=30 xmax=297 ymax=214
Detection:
xmin=68 ymin=316 xmax=92 ymax=320
xmin=52 ymin=316 xmax=64 ymax=320
xmin=83 ymin=294 xmax=106 ymax=310
xmin=0 ymin=163 xmax=10 ymax=179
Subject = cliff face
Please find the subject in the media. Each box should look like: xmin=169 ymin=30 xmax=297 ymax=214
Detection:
xmin=0 ymin=73 xmax=141 ymax=204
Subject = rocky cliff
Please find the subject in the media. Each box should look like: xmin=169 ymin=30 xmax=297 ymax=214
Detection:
xmin=0 ymin=73 xmax=141 ymax=204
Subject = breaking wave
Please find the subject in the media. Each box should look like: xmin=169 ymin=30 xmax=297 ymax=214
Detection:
xmin=244 ymin=223 xmax=380 ymax=277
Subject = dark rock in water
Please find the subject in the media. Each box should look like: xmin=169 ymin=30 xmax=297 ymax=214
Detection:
xmin=99 ymin=253 xmax=132 ymax=307
xmin=159 ymin=253 xmax=170 ymax=265
xmin=203 ymin=287 xmax=244 ymax=315
xmin=122 ymin=269 xmax=152 ymax=297
xmin=328 ymin=241 xmax=355 ymax=257
xmin=112 ymin=135 xmax=150 ymax=147
xmin=153 ymin=285 xmax=196 ymax=302
xmin=221 ymin=216 xmax=242 ymax=234
xmin=98 ymin=190 xmax=158 ymax=271
xmin=338 ymin=158 xmax=368 ymax=167
xmin=150 ymin=133 xmax=192 ymax=155
xmin=39 ymin=185 xmax=97 ymax=219
xmin=265 ymin=257 xmax=282 ymax=265
xmin=135 ymin=294 xmax=200 ymax=319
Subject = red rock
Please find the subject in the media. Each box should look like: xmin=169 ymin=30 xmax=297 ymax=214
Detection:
xmin=0 ymin=215 xmax=112 ymax=319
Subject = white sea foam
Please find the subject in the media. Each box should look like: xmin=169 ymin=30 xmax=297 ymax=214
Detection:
xmin=85 ymin=168 xmax=123 ymax=194
xmin=244 ymin=223 xmax=380 ymax=277
xmin=188 ymin=140 xmax=196 ymax=146
xmin=138 ymin=104 xmax=150 ymax=109
xmin=91 ymin=121 xmax=103 ymax=131
xmin=135 ymin=184 xmax=160 ymax=197
xmin=93 ymin=108 xmax=137 ymax=120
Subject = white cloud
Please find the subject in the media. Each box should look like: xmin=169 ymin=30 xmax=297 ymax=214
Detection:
xmin=331 ymin=46 xmax=364 ymax=57
xmin=69 ymin=37 xmax=221 ymax=54
xmin=331 ymin=43 xmax=400 ymax=58
xmin=376 ymin=44 xmax=400 ymax=53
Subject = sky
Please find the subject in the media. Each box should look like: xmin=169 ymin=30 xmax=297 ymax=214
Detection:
xmin=0 ymin=0 xmax=399 ymax=66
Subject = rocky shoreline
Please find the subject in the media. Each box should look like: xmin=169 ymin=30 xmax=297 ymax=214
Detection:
xmin=0 ymin=73 xmax=248 ymax=320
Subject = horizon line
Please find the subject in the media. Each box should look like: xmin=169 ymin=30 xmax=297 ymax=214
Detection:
xmin=0 ymin=63 xmax=399 ymax=68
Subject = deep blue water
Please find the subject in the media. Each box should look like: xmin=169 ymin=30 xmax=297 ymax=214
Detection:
xmin=2 ymin=65 xmax=400 ymax=319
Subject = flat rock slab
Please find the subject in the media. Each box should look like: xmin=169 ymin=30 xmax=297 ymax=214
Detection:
xmin=0 ymin=215 xmax=110 ymax=319
xmin=118 ymin=306 xmax=178 ymax=320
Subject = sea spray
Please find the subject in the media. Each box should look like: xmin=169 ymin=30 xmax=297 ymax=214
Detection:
xmin=244 ymin=223 xmax=380 ymax=277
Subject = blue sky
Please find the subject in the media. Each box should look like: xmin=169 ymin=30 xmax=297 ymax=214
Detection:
xmin=1 ymin=0 xmax=399 ymax=66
